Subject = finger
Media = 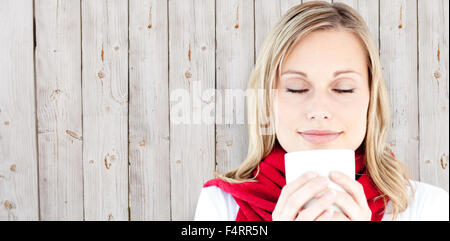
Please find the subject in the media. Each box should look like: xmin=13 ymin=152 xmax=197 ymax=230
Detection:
xmin=281 ymin=176 xmax=329 ymax=220
xmin=277 ymin=172 xmax=319 ymax=211
xmin=282 ymin=171 xmax=319 ymax=198
xmin=329 ymin=171 xmax=366 ymax=206
xmin=296 ymin=189 xmax=336 ymax=221
xmin=329 ymin=211 xmax=351 ymax=221
xmin=313 ymin=188 xmax=330 ymax=199
xmin=315 ymin=209 xmax=334 ymax=221
xmin=332 ymin=190 xmax=361 ymax=220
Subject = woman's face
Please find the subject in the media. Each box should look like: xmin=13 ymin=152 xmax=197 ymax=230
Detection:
xmin=274 ymin=29 xmax=370 ymax=152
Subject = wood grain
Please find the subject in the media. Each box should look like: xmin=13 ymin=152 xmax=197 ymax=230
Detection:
xmin=418 ymin=0 xmax=449 ymax=191
xmin=0 ymin=0 xmax=39 ymax=220
xmin=81 ymin=0 xmax=129 ymax=220
xmin=380 ymin=0 xmax=419 ymax=181
xmin=35 ymin=0 xmax=83 ymax=221
xmin=129 ymin=0 xmax=171 ymax=220
xmin=215 ymin=0 xmax=253 ymax=177
xmin=168 ymin=0 xmax=216 ymax=220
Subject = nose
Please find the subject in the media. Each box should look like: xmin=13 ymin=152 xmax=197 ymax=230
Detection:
xmin=306 ymin=91 xmax=332 ymax=120
xmin=307 ymin=111 xmax=330 ymax=120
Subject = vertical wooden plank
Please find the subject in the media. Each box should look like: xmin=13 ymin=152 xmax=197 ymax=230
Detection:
xmin=0 ymin=0 xmax=39 ymax=220
xmin=380 ymin=0 xmax=419 ymax=180
xmin=254 ymin=0 xmax=304 ymax=64
xmin=35 ymin=0 xmax=83 ymax=221
xmin=129 ymin=0 xmax=171 ymax=220
xmin=302 ymin=0 xmax=332 ymax=4
xmin=215 ymin=0 xmax=253 ymax=176
xmin=82 ymin=0 xmax=129 ymax=220
xmin=281 ymin=0 xmax=303 ymax=14
xmin=255 ymin=0 xmax=282 ymax=61
xmin=169 ymin=0 xmax=215 ymax=220
xmin=333 ymin=0 xmax=379 ymax=50
xmin=418 ymin=0 xmax=449 ymax=191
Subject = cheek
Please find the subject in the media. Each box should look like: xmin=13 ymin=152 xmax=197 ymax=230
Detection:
xmin=338 ymin=101 xmax=368 ymax=145
xmin=274 ymin=95 xmax=302 ymax=145
xmin=341 ymin=112 xmax=366 ymax=134
xmin=275 ymin=94 xmax=302 ymax=127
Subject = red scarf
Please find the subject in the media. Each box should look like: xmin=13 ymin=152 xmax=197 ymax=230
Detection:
xmin=203 ymin=141 xmax=389 ymax=221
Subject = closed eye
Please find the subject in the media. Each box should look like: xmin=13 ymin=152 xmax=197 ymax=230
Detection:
xmin=286 ymin=88 xmax=354 ymax=94
xmin=333 ymin=89 xmax=354 ymax=94
xmin=286 ymin=88 xmax=308 ymax=94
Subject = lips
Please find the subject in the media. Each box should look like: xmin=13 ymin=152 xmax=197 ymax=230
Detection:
xmin=298 ymin=130 xmax=343 ymax=144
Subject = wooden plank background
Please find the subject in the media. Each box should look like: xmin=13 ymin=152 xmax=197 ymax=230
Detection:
xmin=0 ymin=0 xmax=448 ymax=221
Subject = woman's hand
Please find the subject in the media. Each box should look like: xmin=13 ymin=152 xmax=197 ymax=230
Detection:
xmin=328 ymin=171 xmax=372 ymax=221
xmin=272 ymin=172 xmax=337 ymax=221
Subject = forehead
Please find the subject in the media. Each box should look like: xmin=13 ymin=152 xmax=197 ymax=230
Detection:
xmin=281 ymin=29 xmax=368 ymax=74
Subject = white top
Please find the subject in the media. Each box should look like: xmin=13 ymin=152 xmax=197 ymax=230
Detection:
xmin=194 ymin=180 xmax=449 ymax=221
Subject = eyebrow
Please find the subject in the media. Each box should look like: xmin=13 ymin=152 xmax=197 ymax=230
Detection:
xmin=281 ymin=70 xmax=361 ymax=78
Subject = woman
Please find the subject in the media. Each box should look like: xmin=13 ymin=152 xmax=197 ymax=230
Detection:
xmin=194 ymin=1 xmax=449 ymax=221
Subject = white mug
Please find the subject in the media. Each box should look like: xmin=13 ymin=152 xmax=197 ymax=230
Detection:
xmin=284 ymin=149 xmax=355 ymax=213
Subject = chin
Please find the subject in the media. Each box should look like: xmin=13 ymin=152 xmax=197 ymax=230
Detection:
xmin=296 ymin=140 xmax=350 ymax=151
xmin=305 ymin=143 xmax=337 ymax=150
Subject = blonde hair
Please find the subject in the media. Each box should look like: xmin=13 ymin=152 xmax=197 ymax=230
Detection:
xmin=215 ymin=1 xmax=413 ymax=220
